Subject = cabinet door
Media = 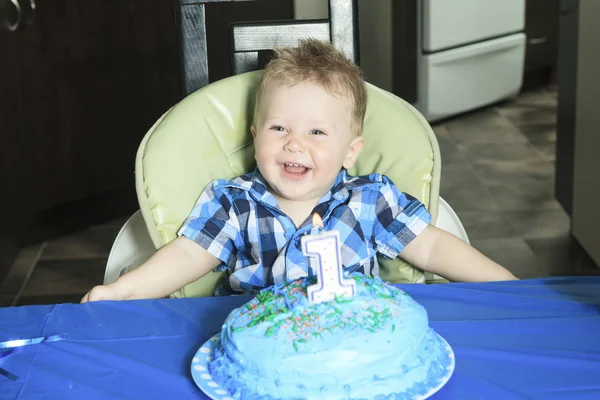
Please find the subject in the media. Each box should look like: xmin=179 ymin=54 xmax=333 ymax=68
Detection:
xmin=20 ymin=0 xmax=180 ymax=210
xmin=1 ymin=0 xmax=181 ymax=274
xmin=0 ymin=0 xmax=32 ymax=280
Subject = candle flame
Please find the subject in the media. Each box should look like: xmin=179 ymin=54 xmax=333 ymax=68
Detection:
xmin=312 ymin=213 xmax=324 ymax=229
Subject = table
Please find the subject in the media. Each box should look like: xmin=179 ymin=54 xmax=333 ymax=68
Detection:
xmin=2 ymin=277 xmax=600 ymax=399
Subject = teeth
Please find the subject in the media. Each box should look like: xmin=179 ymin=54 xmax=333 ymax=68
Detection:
xmin=285 ymin=163 xmax=302 ymax=167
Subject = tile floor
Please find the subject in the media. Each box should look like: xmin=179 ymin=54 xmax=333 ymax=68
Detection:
xmin=1 ymin=85 xmax=598 ymax=307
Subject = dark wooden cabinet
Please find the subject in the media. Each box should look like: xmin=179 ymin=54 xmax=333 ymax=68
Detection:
xmin=1 ymin=0 xmax=181 ymax=279
xmin=0 ymin=0 xmax=295 ymax=280
xmin=0 ymin=8 xmax=30 ymax=283
xmin=525 ymin=0 xmax=559 ymax=72
xmin=20 ymin=1 xmax=181 ymax=211
xmin=522 ymin=0 xmax=559 ymax=89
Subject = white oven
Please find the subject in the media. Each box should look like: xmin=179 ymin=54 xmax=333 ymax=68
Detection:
xmin=415 ymin=0 xmax=526 ymax=122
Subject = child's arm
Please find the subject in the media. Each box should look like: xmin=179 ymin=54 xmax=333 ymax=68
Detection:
xmin=81 ymin=236 xmax=221 ymax=302
xmin=400 ymin=225 xmax=518 ymax=282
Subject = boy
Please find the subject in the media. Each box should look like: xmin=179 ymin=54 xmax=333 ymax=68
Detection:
xmin=82 ymin=40 xmax=516 ymax=302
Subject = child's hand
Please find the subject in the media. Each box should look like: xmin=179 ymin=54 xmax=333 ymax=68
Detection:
xmin=81 ymin=285 xmax=123 ymax=303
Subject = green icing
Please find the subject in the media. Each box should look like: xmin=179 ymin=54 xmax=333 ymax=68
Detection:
xmin=233 ymin=273 xmax=406 ymax=349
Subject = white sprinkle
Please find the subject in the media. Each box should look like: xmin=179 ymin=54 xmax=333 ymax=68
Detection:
xmin=193 ymin=365 xmax=206 ymax=371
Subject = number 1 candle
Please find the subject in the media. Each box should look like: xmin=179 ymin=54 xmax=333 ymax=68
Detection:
xmin=302 ymin=214 xmax=356 ymax=304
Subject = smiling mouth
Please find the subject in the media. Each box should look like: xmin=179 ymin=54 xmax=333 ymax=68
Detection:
xmin=283 ymin=162 xmax=311 ymax=176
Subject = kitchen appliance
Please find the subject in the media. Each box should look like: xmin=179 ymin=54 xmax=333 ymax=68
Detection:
xmin=415 ymin=0 xmax=526 ymax=122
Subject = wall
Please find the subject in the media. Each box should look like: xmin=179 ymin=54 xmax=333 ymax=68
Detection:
xmin=357 ymin=0 xmax=394 ymax=91
xmin=294 ymin=0 xmax=328 ymax=19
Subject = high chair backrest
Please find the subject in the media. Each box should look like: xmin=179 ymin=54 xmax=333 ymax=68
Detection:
xmin=136 ymin=71 xmax=441 ymax=298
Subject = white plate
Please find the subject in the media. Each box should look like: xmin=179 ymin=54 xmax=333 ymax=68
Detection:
xmin=190 ymin=334 xmax=234 ymax=400
xmin=191 ymin=332 xmax=455 ymax=400
xmin=418 ymin=331 xmax=455 ymax=400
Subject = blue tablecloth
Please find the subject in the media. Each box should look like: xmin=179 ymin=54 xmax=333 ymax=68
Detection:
xmin=2 ymin=277 xmax=600 ymax=399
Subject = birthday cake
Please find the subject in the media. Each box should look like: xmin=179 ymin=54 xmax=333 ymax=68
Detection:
xmin=207 ymin=273 xmax=454 ymax=399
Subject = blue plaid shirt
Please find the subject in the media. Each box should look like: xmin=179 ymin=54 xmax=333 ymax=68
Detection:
xmin=178 ymin=168 xmax=431 ymax=295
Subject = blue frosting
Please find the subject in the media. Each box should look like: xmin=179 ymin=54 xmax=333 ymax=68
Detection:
xmin=208 ymin=273 xmax=452 ymax=399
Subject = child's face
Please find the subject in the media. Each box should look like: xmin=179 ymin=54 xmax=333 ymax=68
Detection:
xmin=252 ymin=80 xmax=364 ymax=206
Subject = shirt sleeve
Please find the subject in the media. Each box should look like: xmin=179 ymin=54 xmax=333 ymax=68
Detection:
xmin=372 ymin=177 xmax=432 ymax=259
xmin=178 ymin=181 xmax=239 ymax=271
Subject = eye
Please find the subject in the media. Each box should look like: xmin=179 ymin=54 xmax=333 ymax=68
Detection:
xmin=310 ymin=129 xmax=326 ymax=136
xmin=269 ymin=125 xmax=286 ymax=132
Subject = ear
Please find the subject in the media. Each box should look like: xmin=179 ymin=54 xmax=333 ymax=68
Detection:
xmin=251 ymin=125 xmax=257 ymax=139
xmin=342 ymin=136 xmax=364 ymax=169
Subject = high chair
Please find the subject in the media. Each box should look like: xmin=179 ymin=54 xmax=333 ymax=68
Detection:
xmin=104 ymin=70 xmax=469 ymax=298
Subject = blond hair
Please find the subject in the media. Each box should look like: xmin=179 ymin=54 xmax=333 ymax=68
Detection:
xmin=253 ymin=39 xmax=367 ymax=135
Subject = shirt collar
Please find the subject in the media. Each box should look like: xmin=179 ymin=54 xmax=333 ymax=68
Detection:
xmin=221 ymin=168 xmax=267 ymax=194
xmin=329 ymin=169 xmax=351 ymax=202
xmin=249 ymin=170 xmax=281 ymax=209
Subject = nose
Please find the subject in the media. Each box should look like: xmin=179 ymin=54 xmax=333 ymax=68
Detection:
xmin=283 ymin=136 xmax=305 ymax=153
